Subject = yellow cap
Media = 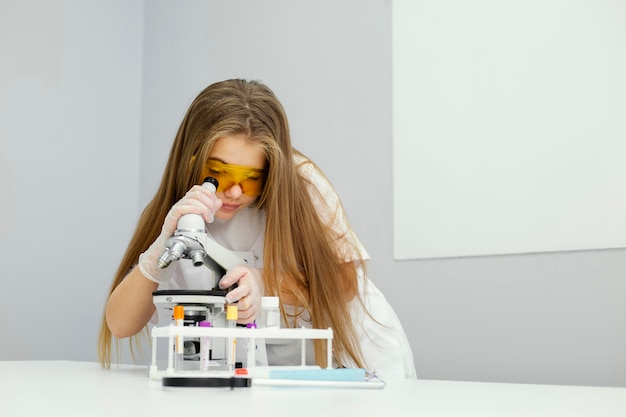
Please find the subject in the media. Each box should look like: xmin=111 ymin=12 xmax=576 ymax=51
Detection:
xmin=226 ymin=305 xmax=238 ymax=321
xmin=173 ymin=305 xmax=185 ymax=320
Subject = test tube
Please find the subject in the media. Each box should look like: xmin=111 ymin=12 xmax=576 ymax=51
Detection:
xmin=199 ymin=321 xmax=212 ymax=372
xmin=173 ymin=305 xmax=185 ymax=372
xmin=246 ymin=322 xmax=256 ymax=368
xmin=226 ymin=305 xmax=238 ymax=371
xmin=261 ymin=296 xmax=280 ymax=328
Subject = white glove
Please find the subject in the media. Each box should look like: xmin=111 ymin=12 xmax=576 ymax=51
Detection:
xmin=139 ymin=184 xmax=223 ymax=284
xmin=139 ymin=233 xmax=175 ymax=284
xmin=219 ymin=266 xmax=265 ymax=324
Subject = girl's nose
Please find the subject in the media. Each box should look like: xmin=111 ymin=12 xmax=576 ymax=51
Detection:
xmin=223 ymin=182 xmax=243 ymax=198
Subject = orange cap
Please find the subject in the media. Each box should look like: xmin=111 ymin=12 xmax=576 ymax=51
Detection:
xmin=173 ymin=305 xmax=185 ymax=320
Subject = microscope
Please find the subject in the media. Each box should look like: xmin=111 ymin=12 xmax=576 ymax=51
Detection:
xmin=147 ymin=178 xmax=355 ymax=387
xmin=156 ymin=177 xmax=245 ymax=274
xmin=152 ymin=177 xmax=247 ymax=364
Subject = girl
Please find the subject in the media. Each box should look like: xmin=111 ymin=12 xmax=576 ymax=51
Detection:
xmin=98 ymin=79 xmax=416 ymax=378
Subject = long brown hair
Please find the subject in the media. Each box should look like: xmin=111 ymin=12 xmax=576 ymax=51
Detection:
xmin=98 ymin=79 xmax=366 ymax=368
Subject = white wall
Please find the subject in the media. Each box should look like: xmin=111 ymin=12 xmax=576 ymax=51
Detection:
xmin=393 ymin=0 xmax=626 ymax=260
xmin=2 ymin=0 xmax=625 ymax=388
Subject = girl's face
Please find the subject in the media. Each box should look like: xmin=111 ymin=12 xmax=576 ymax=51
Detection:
xmin=203 ymin=134 xmax=267 ymax=221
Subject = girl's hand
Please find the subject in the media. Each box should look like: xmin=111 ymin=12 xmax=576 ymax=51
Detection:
xmin=162 ymin=185 xmax=223 ymax=235
xmin=219 ymin=266 xmax=264 ymax=324
xmin=139 ymin=185 xmax=222 ymax=284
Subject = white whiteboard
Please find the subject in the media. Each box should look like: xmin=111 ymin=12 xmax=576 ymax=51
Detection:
xmin=392 ymin=0 xmax=626 ymax=259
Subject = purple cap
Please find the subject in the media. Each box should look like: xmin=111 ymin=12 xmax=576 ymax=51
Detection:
xmin=246 ymin=323 xmax=257 ymax=329
xmin=199 ymin=321 xmax=212 ymax=327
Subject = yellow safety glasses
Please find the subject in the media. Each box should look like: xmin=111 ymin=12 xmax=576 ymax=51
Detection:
xmin=201 ymin=159 xmax=266 ymax=196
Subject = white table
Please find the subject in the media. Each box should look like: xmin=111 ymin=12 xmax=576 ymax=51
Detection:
xmin=1 ymin=361 xmax=625 ymax=416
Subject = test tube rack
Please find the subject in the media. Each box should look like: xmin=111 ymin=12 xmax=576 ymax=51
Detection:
xmin=149 ymin=324 xmax=334 ymax=381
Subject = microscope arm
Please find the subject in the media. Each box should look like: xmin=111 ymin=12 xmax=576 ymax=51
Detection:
xmin=198 ymin=234 xmax=248 ymax=271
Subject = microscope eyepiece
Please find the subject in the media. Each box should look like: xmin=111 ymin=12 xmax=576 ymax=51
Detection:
xmin=202 ymin=177 xmax=219 ymax=191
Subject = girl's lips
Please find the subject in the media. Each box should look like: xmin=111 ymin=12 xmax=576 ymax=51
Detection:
xmin=220 ymin=203 xmax=240 ymax=212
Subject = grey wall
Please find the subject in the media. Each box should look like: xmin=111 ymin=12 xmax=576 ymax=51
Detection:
xmin=1 ymin=0 xmax=625 ymax=388
xmin=0 ymin=0 xmax=143 ymax=361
